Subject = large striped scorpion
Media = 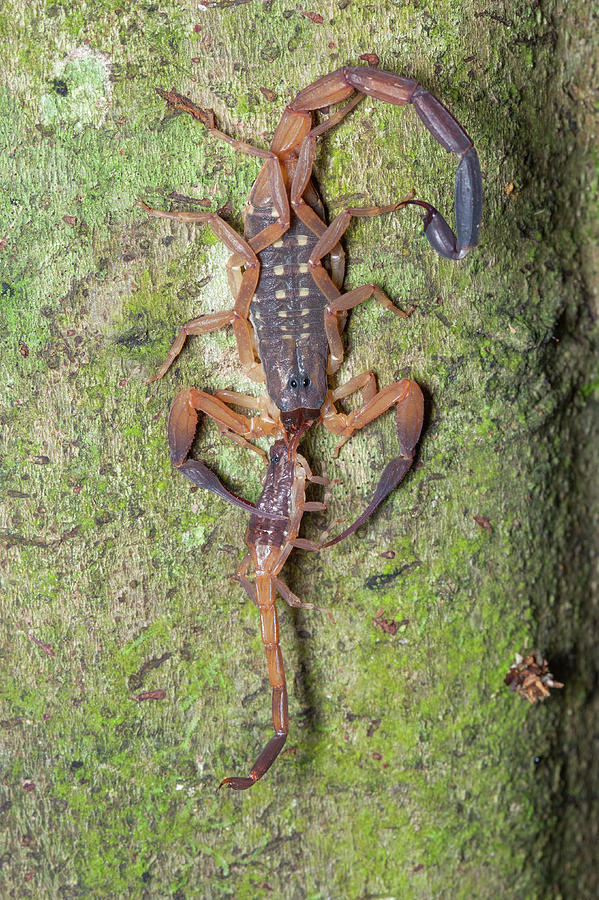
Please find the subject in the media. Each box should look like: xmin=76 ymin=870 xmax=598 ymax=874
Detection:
xmin=139 ymin=64 xmax=482 ymax=789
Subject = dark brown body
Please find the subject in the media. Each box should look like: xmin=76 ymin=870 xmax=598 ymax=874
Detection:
xmin=143 ymin=64 xmax=481 ymax=436
xmin=246 ymin=195 xmax=330 ymax=414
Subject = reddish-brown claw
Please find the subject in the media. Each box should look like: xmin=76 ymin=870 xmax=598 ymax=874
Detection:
xmin=167 ymin=389 xmax=286 ymax=520
xmin=320 ymin=379 xmax=424 ymax=548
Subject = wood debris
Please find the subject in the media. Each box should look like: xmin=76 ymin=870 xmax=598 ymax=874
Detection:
xmin=504 ymin=651 xmax=563 ymax=703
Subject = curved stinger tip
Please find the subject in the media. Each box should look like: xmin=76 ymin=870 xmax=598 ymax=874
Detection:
xmin=218 ymin=775 xmax=256 ymax=792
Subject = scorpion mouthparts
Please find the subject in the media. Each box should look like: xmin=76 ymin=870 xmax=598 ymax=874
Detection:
xmin=281 ymin=408 xmax=320 ymax=446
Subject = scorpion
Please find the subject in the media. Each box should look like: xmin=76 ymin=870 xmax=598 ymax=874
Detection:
xmin=171 ymin=413 xmax=330 ymax=789
xmin=138 ymin=63 xmax=481 ymax=529
xmin=140 ymin=63 xmax=481 ymax=786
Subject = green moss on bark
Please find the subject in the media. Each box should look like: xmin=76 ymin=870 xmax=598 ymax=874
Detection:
xmin=1 ymin=1 xmax=597 ymax=898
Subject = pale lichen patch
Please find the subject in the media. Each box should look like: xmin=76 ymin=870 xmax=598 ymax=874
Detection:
xmin=40 ymin=47 xmax=112 ymax=132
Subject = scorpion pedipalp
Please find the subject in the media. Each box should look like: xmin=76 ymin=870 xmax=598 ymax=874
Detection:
xmin=167 ymin=388 xmax=286 ymax=520
xmin=319 ymin=379 xmax=424 ymax=548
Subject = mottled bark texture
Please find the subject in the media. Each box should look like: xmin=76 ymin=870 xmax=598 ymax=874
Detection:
xmin=1 ymin=1 xmax=597 ymax=898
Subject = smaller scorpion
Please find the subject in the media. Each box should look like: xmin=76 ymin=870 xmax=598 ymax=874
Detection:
xmin=170 ymin=396 xmax=328 ymax=788
xmin=223 ymin=438 xmax=327 ymax=790
xmin=168 ymin=381 xmax=423 ymax=788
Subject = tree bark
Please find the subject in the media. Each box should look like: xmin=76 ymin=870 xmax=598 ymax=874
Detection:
xmin=1 ymin=1 xmax=597 ymax=897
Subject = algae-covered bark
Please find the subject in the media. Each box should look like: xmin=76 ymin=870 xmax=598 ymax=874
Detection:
xmin=1 ymin=1 xmax=597 ymax=897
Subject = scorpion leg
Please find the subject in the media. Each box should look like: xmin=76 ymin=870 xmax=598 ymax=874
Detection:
xmin=147 ymin=310 xmax=236 ymax=384
xmin=282 ymin=66 xmax=481 ymax=259
xmin=213 ymin=388 xmax=279 ymax=419
xmin=331 ymin=371 xmax=378 ymax=404
xmin=236 ymin=573 xmax=257 ymax=607
xmin=305 ymin=208 xmax=415 ymax=373
xmin=158 ymin=87 xmax=279 ymax=164
xmin=234 ymin=557 xmax=259 ymax=607
xmin=287 ymin=94 xmax=364 ymax=235
xmin=157 ymin=89 xmax=294 ymax=257
xmin=325 ymin=282 xmax=413 ymax=373
xmin=140 ymin=154 xmax=290 ymax=382
xmin=168 ymin=388 xmax=285 ymax=518
xmin=274 ymin=577 xmax=335 ymax=625
xmin=286 ymin=91 xmax=401 ymax=265
xmin=319 ymin=378 xmax=424 ymax=547
xmin=220 ymin=574 xmax=288 ymax=790
xmin=137 ymin=201 xmax=262 ymax=380
xmin=274 ymin=578 xmax=319 ymax=611
xmin=303 ymin=179 xmax=345 ymax=290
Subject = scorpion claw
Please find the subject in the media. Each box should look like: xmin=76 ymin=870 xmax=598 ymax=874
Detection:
xmin=321 ymin=381 xmax=424 ymax=549
xmin=396 ymin=380 xmax=424 ymax=457
xmin=168 ymin=390 xmax=287 ymax=520
xmin=178 ymin=459 xmax=287 ymax=521
xmin=168 ymin=390 xmax=199 ymax=466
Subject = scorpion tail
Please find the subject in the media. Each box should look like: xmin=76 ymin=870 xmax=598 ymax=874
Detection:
xmin=284 ymin=66 xmax=482 ymax=260
xmin=220 ymin=575 xmax=289 ymax=791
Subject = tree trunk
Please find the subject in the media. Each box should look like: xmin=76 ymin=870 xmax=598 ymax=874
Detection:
xmin=1 ymin=1 xmax=597 ymax=897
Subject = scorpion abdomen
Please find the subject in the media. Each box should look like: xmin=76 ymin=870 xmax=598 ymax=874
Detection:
xmin=246 ymin=203 xmax=330 ymax=412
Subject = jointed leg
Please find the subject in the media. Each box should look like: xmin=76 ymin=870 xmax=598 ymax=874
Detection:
xmin=318 ymin=277 xmax=415 ymax=373
xmin=140 ymin=141 xmax=290 ymax=381
xmin=157 ymin=88 xmax=278 ymax=163
xmin=147 ymin=310 xmax=235 ymax=384
xmin=137 ymin=201 xmax=261 ymax=381
xmin=269 ymin=81 xmax=417 ymax=374
xmin=292 ymin=193 xmax=413 ymax=372
xmin=287 ymin=95 xmax=365 ymax=240
xmin=158 ymin=88 xmax=294 ymax=252
xmin=213 ymin=389 xmax=276 ymax=415
xmin=266 ymin=95 xmax=362 ymax=289
xmin=330 ymin=370 xmax=378 ymax=406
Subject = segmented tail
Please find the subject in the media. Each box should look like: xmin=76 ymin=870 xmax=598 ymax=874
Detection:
xmin=220 ymin=575 xmax=288 ymax=790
